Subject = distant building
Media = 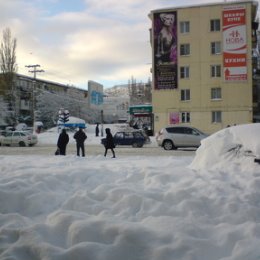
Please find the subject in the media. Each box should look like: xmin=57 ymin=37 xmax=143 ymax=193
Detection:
xmin=0 ymin=73 xmax=89 ymax=126
xmin=149 ymin=0 xmax=259 ymax=134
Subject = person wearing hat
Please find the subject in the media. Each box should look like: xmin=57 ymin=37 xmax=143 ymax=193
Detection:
xmin=57 ymin=128 xmax=69 ymax=155
xmin=73 ymin=127 xmax=87 ymax=157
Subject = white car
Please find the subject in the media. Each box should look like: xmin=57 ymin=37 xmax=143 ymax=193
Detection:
xmin=156 ymin=126 xmax=208 ymax=150
xmin=1 ymin=131 xmax=38 ymax=147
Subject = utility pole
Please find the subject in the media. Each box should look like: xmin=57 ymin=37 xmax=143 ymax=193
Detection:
xmin=25 ymin=64 xmax=44 ymax=131
xmin=25 ymin=64 xmax=44 ymax=79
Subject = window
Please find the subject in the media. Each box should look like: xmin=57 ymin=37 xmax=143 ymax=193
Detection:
xmin=181 ymin=112 xmax=190 ymax=123
xmin=211 ymin=65 xmax=221 ymax=77
xmin=180 ymin=21 xmax=190 ymax=33
xmin=181 ymin=89 xmax=190 ymax=101
xmin=115 ymin=133 xmax=124 ymax=139
xmin=212 ymin=111 xmax=222 ymax=123
xmin=180 ymin=44 xmax=190 ymax=56
xmin=211 ymin=42 xmax=221 ymax=54
xmin=210 ymin=19 xmax=220 ymax=32
xmin=211 ymin=88 xmax=222 ymax=100
xmin=180 ymin=66 xmax=190 ymax=78
xmin=124 ymin=132 xmax=133 ymax=139
xmin=166 ymin=127 xmax=184 ymax=134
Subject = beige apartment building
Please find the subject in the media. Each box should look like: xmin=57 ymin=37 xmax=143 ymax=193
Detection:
xmin=149 ymin=0 xmax=259 ymax=134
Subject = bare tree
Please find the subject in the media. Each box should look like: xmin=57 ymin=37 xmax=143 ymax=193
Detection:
xmin=0 ymin=28 xmax=18 ymax=124
xmin=128 ymin=76 xmax=152 ymax=105
xmin=0 ymin=28 xmax=17 ymax=75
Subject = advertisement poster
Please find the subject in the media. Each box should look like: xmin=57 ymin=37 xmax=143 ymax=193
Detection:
xmin=169 ymin=112 xmax=179 ymax=124
xmin=223 ymin=5 xmax=247 ymax=81
xmin=153 ymin=11 xmax=178 ymax=89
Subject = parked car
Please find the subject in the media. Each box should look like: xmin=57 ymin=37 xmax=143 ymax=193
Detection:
xmin=156 ymin=126 xmax=208 ymax=150
xmin=1 ymin=131 xmax=38 ymax=147
xmin=101 ymin=131 xmax=150 ymax=148
xmin=0 ymin=130 xmax=7 ymax=146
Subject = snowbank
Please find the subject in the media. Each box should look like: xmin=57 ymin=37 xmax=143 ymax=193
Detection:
xmin=1 ymin=123 xmax=260 ymax=260
xmin=190 ymin=123 xmax=260 ymax=171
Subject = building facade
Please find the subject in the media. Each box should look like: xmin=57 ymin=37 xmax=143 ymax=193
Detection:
xmin=0 ymin=73 xmax=89 ymax=127
xmin=149 ymin=0 xmax=259 ymax=134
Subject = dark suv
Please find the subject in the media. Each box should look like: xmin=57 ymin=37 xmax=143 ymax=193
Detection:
xmin=156 ymin=126 xmax=208 ymax=150
xmin=101 ymin=131 xmax=150 ymax=148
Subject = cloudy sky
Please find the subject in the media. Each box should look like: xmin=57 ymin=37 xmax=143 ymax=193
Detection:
xmin=0 ymin=0 xmax=258 ymax=89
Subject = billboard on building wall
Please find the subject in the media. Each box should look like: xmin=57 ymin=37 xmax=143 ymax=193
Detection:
xmin=153 ymin=11 xmax=178 ymax=89
xmin=223 ymin=5 xmax=247 ymax=81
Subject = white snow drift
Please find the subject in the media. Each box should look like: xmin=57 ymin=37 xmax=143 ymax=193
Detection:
xmin=0 ymin=123 xmax=259 ymax=260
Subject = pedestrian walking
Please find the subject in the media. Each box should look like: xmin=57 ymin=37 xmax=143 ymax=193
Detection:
xmin=104 ymin=128 xmax=116 ymax=158
xmin=57 ymin=129 xmax=69 ymax=155
xmin=73 ymin=127 xmax=87 ymax=157
xmin=95 ymin=123 xmax=100 ymax=137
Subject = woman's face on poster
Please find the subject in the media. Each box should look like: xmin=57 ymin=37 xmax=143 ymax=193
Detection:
xmin=161 ymin=14 xmax=174 ymax=27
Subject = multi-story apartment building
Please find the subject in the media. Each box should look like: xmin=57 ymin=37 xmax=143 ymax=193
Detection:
xmin=149 ymin=0 xmax=259 ymax=134
xmin=0 ymin=73 xmax=89 ymax=127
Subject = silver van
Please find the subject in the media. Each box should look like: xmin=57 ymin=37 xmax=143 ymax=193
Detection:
xmin=156 ymin=126 xmax=208 ymax=150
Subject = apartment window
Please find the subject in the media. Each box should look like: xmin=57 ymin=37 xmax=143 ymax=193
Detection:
xmin=180 ymin=66 xmax=190 ymax=79
xmin=181 ymin=89 xmax=190 ymax=101
xmin=180 ymin=44 xmax=190 ymax=56
xmin=180 ymin=21 xmax=190 ymax=33
xmin=211 ymin=88 xmax=222 ymax=100
xmin=212 ymin=111 xmax=222 ymax=123
xmin=211 ymin=42 xmax=221 ymax=54
xmin=211 ymin=65 xmax=221 ymax=77
xmin=210 ymin=19 xmax=220 ymax=32
xmin=181 ymin=112 xmax=190 ymax=123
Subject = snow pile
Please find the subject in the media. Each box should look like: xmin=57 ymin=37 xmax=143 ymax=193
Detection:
xmin=37 ymin=123 xmax=128 ymax=145
xmin=190 ymin=123 xmax=260 ymax=171
xmin=0 ymin=123 xmax=260 ymax=260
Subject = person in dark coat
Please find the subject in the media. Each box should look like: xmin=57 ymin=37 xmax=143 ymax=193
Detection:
xmin=104 ymin=128 xmax=115 ymax=158
xmin=57 ymin=129 xmax=69 ymax=155
xmin=73 ymin=127 xmax=87 ymax=157
xmin=95 ymin=123 xmax=100 ymax=137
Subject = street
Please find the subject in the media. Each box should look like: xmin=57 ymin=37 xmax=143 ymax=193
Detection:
xmin=0 ymin=143 xmax=196 ymax=157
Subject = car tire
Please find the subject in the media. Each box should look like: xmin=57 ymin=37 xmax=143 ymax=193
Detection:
xmin=137 ymin=143 xmax=143 ymax=148
xmin=163 ymin=140 xmax=175 ymax=150
xmin=132 ymin=142 xmax=139 ymax=148
xmin=19 ymin=141 xmax=26 ymax=147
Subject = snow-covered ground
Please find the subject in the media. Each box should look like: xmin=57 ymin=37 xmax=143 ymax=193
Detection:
xmin=0 ymin=123 xmax=260 ymax=260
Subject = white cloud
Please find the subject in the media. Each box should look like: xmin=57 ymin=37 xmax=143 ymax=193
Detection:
xmin=0 ymin=0 xmax=258 ymax=88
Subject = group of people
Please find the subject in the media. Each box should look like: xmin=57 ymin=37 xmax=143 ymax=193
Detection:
xmin=57 ymin=127 xmax=115 ymax=158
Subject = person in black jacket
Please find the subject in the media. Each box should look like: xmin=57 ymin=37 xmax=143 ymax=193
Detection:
xmin=57 ymin=129 xmax=69 ymax=155
xmin=95 ymin=123 xmax=100 ymax=137
xmin=104 ymin=128 xmax=115 ymax=158
xmin=73 ymin=127 xmax=87 ymax=157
